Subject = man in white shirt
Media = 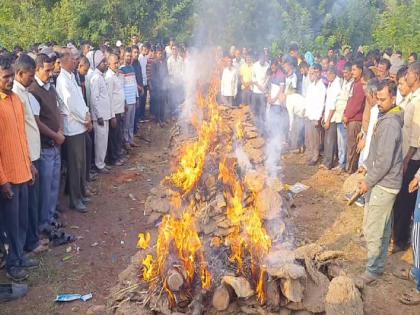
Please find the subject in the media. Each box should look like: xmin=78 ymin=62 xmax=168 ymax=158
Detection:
xmin=89 ymin=50 xmax=114 ymax=173
xmin=220 ymin=56 xmax=238 ymax=106
xmin=105 ymin=53 xmax=125 ymax=166
xmin=167 ymin=45 xmax=184 ymax=116
xmin=332 ymin=62 xmax=353 ymax=171
xmin=252 ymin=54 xmax=269 ymax=124
xmin=12 ymin=54 xmax=45 ymax=254
xmin=321 ymin=66 xmax=342 ymax=169
xmin=304 ymin=63 xmax=326 ymax=165
xmin=139 ymin=44 xmax=150 ymax=120
xmin=56 ymin=52 xmax=92 ymax=212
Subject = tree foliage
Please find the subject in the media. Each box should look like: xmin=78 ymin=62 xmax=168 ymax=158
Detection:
xmin=0 ymin=0 xmax=418 ymax=56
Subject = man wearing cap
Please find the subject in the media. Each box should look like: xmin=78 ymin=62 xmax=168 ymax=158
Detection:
xmin=89 ymin=50 xmax=114 ymax=173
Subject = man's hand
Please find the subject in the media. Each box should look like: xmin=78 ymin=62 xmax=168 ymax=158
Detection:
xmin=0 ymin=183 xmax=14 ymax=200
xmin=30 ymin=165 xmax=38 ymax=185
xmin=54 ymin=131 xmax=65 ymax=145
xmin=359 ymin=179 xmax=369 ymax=194
xmin=409 ymin=177 xmax=419 ymax=193
xmin=97 ymin=117 xmax=104 ymax=126
xmin=356 ymin=131 xmax=364 ymax=141
xmin=139 ymin=86 xmax=144 ymax=95
xmin=85 ymin=120 xmax=93 ymax=132
xmin=343 ymin=116 xmax=348 ymax=125
xmin=324 ymin=120 xmax=330 ymax=130
xmin=357 ymin=138 xmax=366 ymax=154
xmin=357 ymin=166 xmax=367 ymax=175
xmin=110 ymin=117 xmax=117 ymax=129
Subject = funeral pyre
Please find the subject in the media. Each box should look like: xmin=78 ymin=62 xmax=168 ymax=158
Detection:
xmin=109 ymin=72 xmax=360 ymax=315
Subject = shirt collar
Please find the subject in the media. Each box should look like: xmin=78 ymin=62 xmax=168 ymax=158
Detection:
xmin=94 ymin=68 xmax=104 ymax=76
xmin=60 ymin=68 xmax=74 ymax=80
xmin=13 ymin=80 xmax=26 ymax=92
xmin=35 ymin=75 xmax=50 ymax=90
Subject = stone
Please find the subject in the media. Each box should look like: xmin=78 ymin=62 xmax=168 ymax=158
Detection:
xmin=216 ymin=194 xmax=227 ymax=208
xmin=302 ymin=273 xmax=329 ymax=313
xmin=247 ymin=137 xmax=265 ymax=149
xmin=255 ymin=187 xmax=282 ymax=220
xmin=325 ymin=276 xmax=364 ymax=315
xmin=279 ymin=308 xmax=292 ymax=315
xmin=146 ymin=212 xmax=162 ymax=225
xmin=217 ymin=219 xmax=231 ymax=229
xmin=280 ymin=279 xmax=305 ymax=303
xmin=244 ymin=170 xmax=265 ymax=193
xmin=293 ymin=244 xmax=322 ymax=261
xmin=203 ymin=220 xmax=218 ymax=235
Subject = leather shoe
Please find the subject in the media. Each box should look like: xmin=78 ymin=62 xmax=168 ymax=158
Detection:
xmin=0 ymin=283 xmax=28 ymax=302
xmin=82 ymin=197 xmax=91 ymax=204
xmin=6 ymin=267 xmax=29 ymax=282
xmin=70 ymin=201 xmax=88 ymax=213
xmin=20 ymin=257 xmax=39 ymax=270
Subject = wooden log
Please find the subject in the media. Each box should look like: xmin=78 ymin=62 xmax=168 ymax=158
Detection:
xmin=212 ymin=284 xmax=236 ymax=311
xmin=189 ymin=290 xmax=205 ymax=315
xmin=222 ymin=275 xmax=254 ymax=298
xmin=266 ymin=278 xmax=281 ymax=309
xmin=167 ymin=268 xmax=185 ymax=292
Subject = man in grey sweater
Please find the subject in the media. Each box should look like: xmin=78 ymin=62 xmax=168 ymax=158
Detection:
xmin=358 ymin=79 xmax=403 ymax=285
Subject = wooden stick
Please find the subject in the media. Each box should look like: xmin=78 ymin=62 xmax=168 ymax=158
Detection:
xmin=212 ymin=283 xmax=235 ymax=311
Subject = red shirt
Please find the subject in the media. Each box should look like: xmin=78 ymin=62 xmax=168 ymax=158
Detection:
xmin=344 ymin=79 xmax=365 ymax=122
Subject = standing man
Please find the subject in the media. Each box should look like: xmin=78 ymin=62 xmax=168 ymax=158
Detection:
xmin=151 ymin=48 xmax=169 ymax=126
xmin=252 ymin=54 xmax=269 ymax=125
xmin=120 ymin=48 xmax=139 ymax=150
xmin=239 ymin=55 xmax=253 ymax=106
xmin=131 ymin=45 xmax=144 ymax=135
xmin=332 ymin=62 xmax=353 ymax=172
xmin=220 ymin=56 xmax=238 ymax=106
xmin=344 ymin=61 xmax=365 ymax=174
xmin=56 ymin=52 xmax=91 ymax=212
xmin=0 ymin=55 xmax=38 ymax=281
xmin=139 ymin=44 xmax=150 ymax=121
xmin=321 ymin=66 xmax=342 ymax=170
xmin=12 ymin=55 xmax=45 ymax=254
xmin=358 ymin=80 xmax=403 ymax=285
xmin=167 ymin=45 xmax=184 ymax=118
xmin=304 ymin=63 xmax=326 ymax=166
xmin=29 ymin=54 xmax=64 ymax=233
xmin=89 ymin=50 xmax=114 ymax=173
xmin=105 ymin=53 xmax=126 ymax=166
xmin=392 ymin=62 xmax=420 ymax=252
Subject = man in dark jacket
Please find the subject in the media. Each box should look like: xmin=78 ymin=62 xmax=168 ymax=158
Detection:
xmin=358 ymin=79 xmax=403 ymax=285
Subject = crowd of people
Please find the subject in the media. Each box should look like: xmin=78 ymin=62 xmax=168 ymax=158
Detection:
xmin=218 ymin=43 xmax=420 ymax=303
xmin=1 ymin=36 xmax=420 ymax=305
xmin=0 ymin=35 xmax=186 ymax=300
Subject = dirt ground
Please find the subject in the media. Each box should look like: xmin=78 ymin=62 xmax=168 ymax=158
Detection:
xmin=1 ymin=122 xmax=420 ymax=315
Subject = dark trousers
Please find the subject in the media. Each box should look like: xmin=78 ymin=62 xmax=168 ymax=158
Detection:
xmin=347 ymin=121 xmax=362 ymax=173
xmin=323 ymin=122 xmax=337 ymax=169
xmin=169 ymin=83 xmax=184 ymax=117
xmin=154 ymin=89 xmax=167 ymax=123
xmin=66 ymin=133 xmax=86 ymax=207
xmin=139 ymin=85 xmax=148 ymax=119
xmin=108 ymin=113 xmax=124 ymax=163
xmin=393 ymin=159 xmax=420 ymax=248
xmin=305 ymin=119 xmax=321 ymax=162
xmin=0 ymin=183 xmax=28 ymax=268
xmin=241 ymin=90 xmax=252 ymax=106
xmin=85 ymin=132 xmax=93 ymax=180
xmin=26 ymin=160 xmax=40 ymax=251
xmin=134 ymin=97 xmax=141 ymax=135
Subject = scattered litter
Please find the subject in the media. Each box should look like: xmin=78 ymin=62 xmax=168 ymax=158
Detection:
xmin=147 ymin=179 xmax=152 ymax=182
xmin=120 ymin=240 xmax=125 ymax=245
xmin=70 ymin=225 xmax=79 ymax=230
xmin=128 ymin=193 xmax=136 ymax=201
xmin=66 ymin=246 xmax=72 ymax=253
xmin=62 ymin=255 xmax=74 ymax=262
xmin=91 ymin=242 xmax=99 ymax=247
xmin=55 ymin=293 xmax=93 ymax=302
xmin=286 ymin=182 xmax=309 ymax=195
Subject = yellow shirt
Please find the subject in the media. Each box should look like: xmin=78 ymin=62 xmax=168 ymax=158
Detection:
xmin=240 ymin=63 xmax=253 ymax=89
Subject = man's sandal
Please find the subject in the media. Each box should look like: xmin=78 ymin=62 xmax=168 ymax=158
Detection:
xmin=392 ymin=267 xmax=416 ymax=284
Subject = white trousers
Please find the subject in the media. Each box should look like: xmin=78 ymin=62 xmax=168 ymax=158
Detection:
xmin=93 ymin=120 xmax=109 ymax=170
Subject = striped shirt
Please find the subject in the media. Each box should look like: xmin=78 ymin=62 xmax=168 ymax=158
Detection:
xmin=119 ymin=65 xmax=138 ymax=105
xmin=0 ymin=91 xmax=32 ymax=185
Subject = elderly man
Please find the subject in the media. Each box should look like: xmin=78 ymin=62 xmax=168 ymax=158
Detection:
xmin=56 ymin=52 xmax=92 ymax=212
xmin=89 ymin=50 xmax=114 ymax=173
xmin=105 ymin=53 xmax=126 ymax=166
xmin=0 ymin=55 xmax=38 ymax=281
xmin=167 ymin=45 xmax=184 ymax=117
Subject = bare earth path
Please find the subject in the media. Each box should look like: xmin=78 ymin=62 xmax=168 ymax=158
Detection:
xmin=0 ymin=122 xmax=172 ymax=315
xmin=1 ymin=124 xmax=420 ymax=315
